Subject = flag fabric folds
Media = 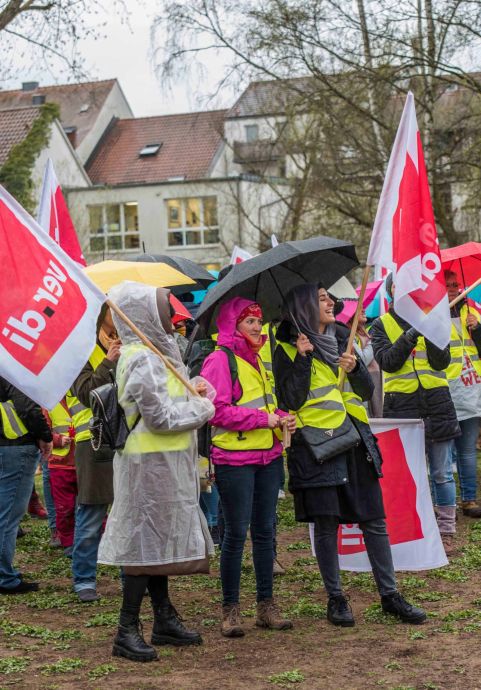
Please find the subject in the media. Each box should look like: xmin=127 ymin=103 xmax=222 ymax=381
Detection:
xmin=367 ymin=92 xmax=450 ymax=349
xmin=0 ymin=184 xmax=105 ymax=408
xmin=37 ymin=158 xmax=86 ymax=266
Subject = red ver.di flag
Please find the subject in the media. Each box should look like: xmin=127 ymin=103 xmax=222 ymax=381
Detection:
xmin=310 ymin=419 xmax=448 ymax=571
xmin=0 ymin=184 xmax=105 ymax=408
xmin=37 ymin=158 xmax=86 ymax=266
xmin=367 ymin=92 xmax=450 ymax=349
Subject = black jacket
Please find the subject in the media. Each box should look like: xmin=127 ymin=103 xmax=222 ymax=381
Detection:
xmin=274 ymin=321 xmax=383 ymax=490
xmin=370 ymin=310 xmax=460 ymax=442
xmin=0 ymin=377 xmax=52 ymax=446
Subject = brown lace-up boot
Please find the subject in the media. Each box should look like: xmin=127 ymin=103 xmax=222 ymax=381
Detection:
xmin=255 ymin=598 xmax=293 ymax=630
xmin=221 ymin=604 xmax=244 ymax=637
xmin=462 ymin=501 xmax=481 ymax=518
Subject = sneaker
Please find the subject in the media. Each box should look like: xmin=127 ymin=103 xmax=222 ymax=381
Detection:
xmin=77 ymin=588 xmax=101 ymax=603
xmin=49 ymin=529 xmax=62 ymax=548
xmin=381 ymin=592 xmax=427 ymax=624
xmin=327 ymin=594 xmax=355 ymax=627
xmin=28 ymin=491 xmax=47 ymax=520
xmin=16 ymin=527 xmax=27 ymax=539
xmin=273 ymin=559 xmax=286 ymax=576
xmin=0 ymin=580 xmax=39 ymax=595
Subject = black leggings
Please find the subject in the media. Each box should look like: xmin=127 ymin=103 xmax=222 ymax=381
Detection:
xmin=120 ymin=574 xmax=169 ymax=623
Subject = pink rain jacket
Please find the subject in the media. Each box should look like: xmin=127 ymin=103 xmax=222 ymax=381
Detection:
xmin=200 ymin=297 xmax=286 ymax=466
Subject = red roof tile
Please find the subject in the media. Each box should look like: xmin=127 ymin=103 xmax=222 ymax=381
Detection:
xmin=86 ymin=110 xmax=226 ymax=185
xmin=0 ymin=79 xmax=120 ymax=147
xmin=0 ymin=106 xmax=42 ymax=167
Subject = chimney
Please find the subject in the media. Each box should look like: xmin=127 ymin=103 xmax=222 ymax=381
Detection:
xmin=22 ymin=81 xmax=39 ymax=92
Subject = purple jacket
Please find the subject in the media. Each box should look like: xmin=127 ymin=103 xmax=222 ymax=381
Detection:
xmin=200 ymin=297 xmax=285 ymax=466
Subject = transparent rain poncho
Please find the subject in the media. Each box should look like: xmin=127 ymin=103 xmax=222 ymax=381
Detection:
xmin=97 ymin=281 xmax=215 ymax=567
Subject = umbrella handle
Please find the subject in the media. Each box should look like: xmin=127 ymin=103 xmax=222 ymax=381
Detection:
xmin=107 ymin=299 xmax=199 ymax=396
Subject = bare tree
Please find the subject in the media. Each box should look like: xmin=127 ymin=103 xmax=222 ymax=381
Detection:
xmin=0 ymin=1 xmax=127 ymax=81
xmin=154 ymin=0 xmax=481 ymax=255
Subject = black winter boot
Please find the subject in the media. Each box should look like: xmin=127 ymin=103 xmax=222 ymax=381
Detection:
xmin=151 ymin=601 xmax=202 ymax=646
xmin=112 ymin=616 xmax=158 ymax=662
xmin=327 ymin=594 xmax=355 ymax=627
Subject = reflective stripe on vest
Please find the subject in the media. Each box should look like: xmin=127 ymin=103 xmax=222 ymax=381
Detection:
xmin=447 ymin=304 xmax=481 ymax=380
xmin=342 ymin=392 xmax=369 ymax=424
xmin=118 ymin=343 xmax=191 ymax=454
xmin=279 ymin=342 xmax=347 ymax=431
xmin=381 ymin=313 xmax=448 ymax=393
xmin=49 ymin=402 xmax=73 ymax=458
xmin=211 ymin=354 xmax=279 ymax=451
xmin=0 ymin=401 xmax=28 ymax=439
xmin=67 ymin=344 xmax=106 ymax=443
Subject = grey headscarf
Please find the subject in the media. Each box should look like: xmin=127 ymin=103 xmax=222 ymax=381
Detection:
xmin=284 ymin=283 xmax=340 ymax=370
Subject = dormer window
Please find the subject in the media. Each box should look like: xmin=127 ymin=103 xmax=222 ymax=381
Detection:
xmin=139 ymin=143 xmax=161 ymax=157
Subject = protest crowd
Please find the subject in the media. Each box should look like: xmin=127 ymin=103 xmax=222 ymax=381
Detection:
xmin=1 ymin=92 xmax=481 ymax=669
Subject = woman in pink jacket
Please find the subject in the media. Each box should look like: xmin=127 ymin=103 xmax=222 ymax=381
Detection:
xmin=201 ymin=297 xmax=295 ymax=638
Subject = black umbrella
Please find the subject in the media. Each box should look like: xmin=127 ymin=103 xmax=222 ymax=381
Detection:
xmin=196 ymin=237 xmax=359 ymax=332
xmin=131 ymin=254 xmax=216 ymax=293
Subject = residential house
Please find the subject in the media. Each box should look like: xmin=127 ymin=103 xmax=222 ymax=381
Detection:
xmin=67 ymin=108 xmax=286 ymax=267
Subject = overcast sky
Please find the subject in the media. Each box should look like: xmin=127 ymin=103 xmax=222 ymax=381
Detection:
xmin=2 ymin=3 xmax=234 ymax=118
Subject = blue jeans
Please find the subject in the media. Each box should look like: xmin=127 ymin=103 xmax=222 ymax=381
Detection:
xmin=454 ymin=417 xmax=480 ymax=502
xmin=215 ymin=457 xmax=283 ymax=605
xmin=40 ymin=459 xmax=56 ymax=531
xmin=0 ymin=445 xmax=40 ymax=588
xmin=199 ymin=483 xmax=220 ymax=528
xmin=71 ymin=503 xmax=107 ymax=592
xmin=426 ymin=440 xmax=456 ymax=507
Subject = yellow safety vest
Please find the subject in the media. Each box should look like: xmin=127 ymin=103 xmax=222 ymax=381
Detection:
xmin=381 ymin=313 xmax=448 ymax=393
xmin=447 ymin=304 xmax=481 ymax=380
xmin=0 ymin=400 xmax=28 ymax=439
xmin=259 ymin=324 xmax=276 ymax=390
xmin=279 ymin=342 xmax=347 ymax=430
xmin=211 ymin=354 xmax=279 ymax=451
xmin=68 ymin=344 xmax=106 ymax=443
xmin=48 ymin=402 xmax=73 ymax=458
xmin=119 ymin=343 xmax=191 ymax=454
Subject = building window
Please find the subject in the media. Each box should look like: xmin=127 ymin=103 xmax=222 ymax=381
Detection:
xmin=88 ymin=202 xmax=139 ymax=252
xmin=245 ymin=124 xmax=259 ymax=142
xmin=166 ymin=197 xmax=219 ymax=247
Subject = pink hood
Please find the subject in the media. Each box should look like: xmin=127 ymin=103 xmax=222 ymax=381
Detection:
xmin=216 ymin=297 xmax=267 ymax=368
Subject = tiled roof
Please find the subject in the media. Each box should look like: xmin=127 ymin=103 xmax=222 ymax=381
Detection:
xmin=227 ymin=77 xmax=316 ymax=118
xmin=0 ymin=106 xmax=42 ymax=167
xmin=0 ymin=79 xmax=118 ymax=147
xmin=86 ymin=110 xmax=227 ymax=185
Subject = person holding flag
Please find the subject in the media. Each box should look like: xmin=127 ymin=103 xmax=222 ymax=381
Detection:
xmin=371 ymin=276 xmax=460 ymax=549
xmin=444 ymin=270 xmax=481 ymax=518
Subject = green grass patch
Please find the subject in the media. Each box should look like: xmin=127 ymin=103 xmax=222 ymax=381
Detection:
xmin=268 ymin=669 xmax=305 ymax=685
xmin=87 ymin=663 xmax=117 ymax=680
xmin=41 ymin=658 xmax=84 ymax=675
xmin=363 ymin=603 xmax=398 ymax=625
xmin=286 ymin=541 xmax=311 ymax=551
xmin=85 ymin=612 xmax=119 ymax=627
xmin=288 ymin=598 xmax=326 ymax=619
xmin=1 ymin=620 xmax=83 ymax=641
xmin=0 ymin=656 xmax=30 ymax=674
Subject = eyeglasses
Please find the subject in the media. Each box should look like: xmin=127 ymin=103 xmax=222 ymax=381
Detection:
xmin=446 ymin=282 xmax=459 ymax=288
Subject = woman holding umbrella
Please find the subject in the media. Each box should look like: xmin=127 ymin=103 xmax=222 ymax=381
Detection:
xmin=200 ymin=297 xmax=295 ymax=638
xmin=273 ymin=283 xmax=426 ymax=627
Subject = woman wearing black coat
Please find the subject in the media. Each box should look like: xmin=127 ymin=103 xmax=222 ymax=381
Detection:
xmin=274 ymin=283 xmax=426 ymax=627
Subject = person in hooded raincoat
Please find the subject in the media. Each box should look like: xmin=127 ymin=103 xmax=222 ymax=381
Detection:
xmin=97 ymin=281 xmax=215 ymax=663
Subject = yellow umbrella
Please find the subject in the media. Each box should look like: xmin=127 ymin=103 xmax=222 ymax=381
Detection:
xmin=84 ymin=260 xmax=195 ymax=293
